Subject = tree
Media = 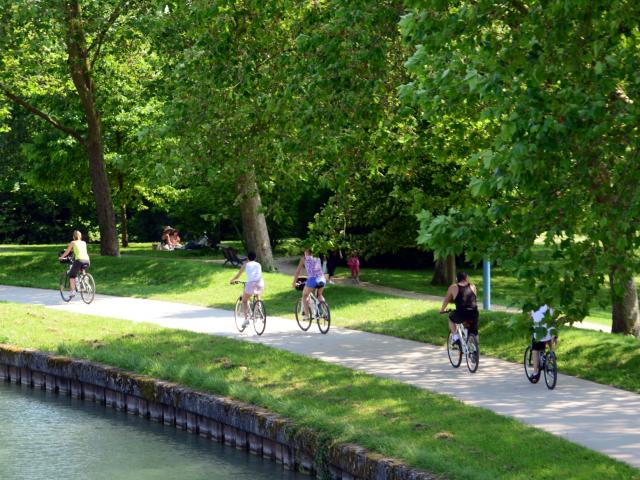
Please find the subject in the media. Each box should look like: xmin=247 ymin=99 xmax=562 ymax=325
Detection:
xmin=0 ymin=1 xmax=156 ymax=255
xmin=404 ymin=1 xmax=640 ymax=336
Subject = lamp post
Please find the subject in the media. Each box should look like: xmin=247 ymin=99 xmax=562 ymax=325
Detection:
xmin=483 ymin=259 xmax=491 ymax=311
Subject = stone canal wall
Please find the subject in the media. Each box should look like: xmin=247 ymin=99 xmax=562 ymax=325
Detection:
xmin=0 ymin=345 xmax=435 ymax=480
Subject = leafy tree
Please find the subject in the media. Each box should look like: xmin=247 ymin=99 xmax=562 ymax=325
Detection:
xmin=0 ymin=0 xmax=162 ymax=255
xmin=404 ymin=0 xmax=640 ymax=336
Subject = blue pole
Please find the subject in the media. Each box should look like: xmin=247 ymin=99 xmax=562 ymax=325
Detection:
xmin=483 ymin=259 xmax=491 ymax=311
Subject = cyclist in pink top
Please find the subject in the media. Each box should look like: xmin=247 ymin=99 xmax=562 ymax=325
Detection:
xmin=292 ymin=248 xmax=327 ymax=319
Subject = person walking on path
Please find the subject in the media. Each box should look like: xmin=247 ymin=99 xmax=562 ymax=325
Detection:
xmin=229 ymin=251 xmax=264 ymax=328
xmin=292 ymin=248 xmax=327 ymax=319
xmin=347 ymin=250 xmax=360 ymax=284
xmin=439 ymin=272 xmax=479 ymax=343
xmin=58 ymin=230 xmax=90 ymax=298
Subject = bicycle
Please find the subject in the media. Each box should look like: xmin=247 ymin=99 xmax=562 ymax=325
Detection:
xmin=441 ymin=310 xmax=479 ymax=373
xmin=294 ymin=278 xmax=330 ymax=334
xmin=524 ymin=336 xmax=558 ymax=390
xmin=59 ymin=253 xmax=95 ymax=304
xmin=232 ymin=281 xmax=266 ymax=335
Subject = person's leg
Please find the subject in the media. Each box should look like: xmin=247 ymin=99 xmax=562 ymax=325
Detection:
xmin=302 ymin=286 xmax=312 ymax=316
xmin=316 ymin=286 xmax=325 ymax=303
xmin=241 ymin=292 xmax=251 ymax=323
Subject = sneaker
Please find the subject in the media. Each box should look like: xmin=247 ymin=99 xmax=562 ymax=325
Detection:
xmin=329 ymin=280 xmax=335 ymax=285
xmin=242 ymin=317 xmax=250 ymax=328
xmin=69 ymin=290 xmax=77 ymax=298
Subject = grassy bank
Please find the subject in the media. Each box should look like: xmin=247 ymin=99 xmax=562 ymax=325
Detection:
xmin=1 ymin=245 xmax=639 ymax=393
xmin=1 ymin=302 xmax=637 ymax=480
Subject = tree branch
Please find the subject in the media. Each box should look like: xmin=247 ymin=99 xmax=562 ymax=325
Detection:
xmin=0 ymin=84 xmax=85 ymax=143
xmin=88 ymin=0 xmax=129 ymax=69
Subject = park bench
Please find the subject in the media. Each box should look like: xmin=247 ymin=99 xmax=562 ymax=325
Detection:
xmin=221 ymin=246 xmax=246 ymax=267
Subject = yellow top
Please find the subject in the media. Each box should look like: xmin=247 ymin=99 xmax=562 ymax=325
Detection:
xmin=72 ymin=240 xmax=90 ymax=261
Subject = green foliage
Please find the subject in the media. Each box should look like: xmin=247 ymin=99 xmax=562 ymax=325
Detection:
xmin=404 ymin=1 xmax=640 ymax=321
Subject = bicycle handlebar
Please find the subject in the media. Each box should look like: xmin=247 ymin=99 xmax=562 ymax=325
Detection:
xmin=439 ymin=309 xmax=454 ymax=314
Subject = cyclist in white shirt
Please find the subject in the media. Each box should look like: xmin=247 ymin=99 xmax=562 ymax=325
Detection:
xmin=229 ymin=251 xmax=264 ymax=327
xmin=529 ymin=304 xmax=557 ymax=379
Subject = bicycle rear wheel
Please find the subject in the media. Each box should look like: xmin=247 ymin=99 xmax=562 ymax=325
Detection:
xmin=295 ymin=299 xmax=312 ymax=331
xmin=544 ymin=351 xmax=558 ymax=390
xmin=447 ymin=332 xmax=462 ymax=368
xmin=317 ymin=301 xmax=330 ymax=334
xmin=523 ymin=346 xmax=540 ymax=383
xmin=79 ymin=273 xmax=95 ymax=304
xmin=252 ymin=300 xmax=266 ymax=336
xmin=234 ymin=297 xmax=246 ymax=332
xmin=59 ymin=272 xmax=72 ymax=302
xmin=466 ymin=334 xmax=479 ymax=373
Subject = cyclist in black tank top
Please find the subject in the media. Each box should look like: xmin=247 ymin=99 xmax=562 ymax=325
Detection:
xmin=440 ymin=272 xmax=479 ymax=339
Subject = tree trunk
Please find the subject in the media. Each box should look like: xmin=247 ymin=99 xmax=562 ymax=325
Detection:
xmin=117 ymin=174 xmax=129 ymax=248
xmin=610 ymin=271 xmax=640 ymax=337
xmin=65 ymin=0 xmax=119 ymax=256
xmin=431 ymin=255 xmax=456 ymax=286
xmin=236 ymin=166 xmax=274 ymax=271
xmin=120 ymin=202 xmax=129 ymax=248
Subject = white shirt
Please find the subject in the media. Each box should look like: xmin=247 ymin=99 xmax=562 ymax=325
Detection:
xmin=245 ymin=261 xmax=262 ymax=282
xmin=532 ymin=304 xmax=555 ymax=342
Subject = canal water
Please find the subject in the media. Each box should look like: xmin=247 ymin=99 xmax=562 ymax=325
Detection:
xmin=0 ymin=381 xmax=303 ymax=480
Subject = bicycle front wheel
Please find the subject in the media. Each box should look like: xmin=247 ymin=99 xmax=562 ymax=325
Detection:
xmin=252 ymin=300 xmax=266 ymax=336
xmin=295 ymin=299 xmax=311 ymax=331
xmin=466 ymin=334 xmax=479 ymax=373
xmin=447 ymin=332 xmax=462 ymax=368
xmin=317 ymin=302 xmax=330 ymax=334
xmin=80 ymin=273 xmax=95 ymax=304
xmin=523 ymin=346 xmax=539 ymax=383
xmin=59 ymin=272 xmax=72 ymax=302
xmin=234 ymin=297 xmax=246 ymax=332
xmin=544 ymin=351 xmax=558 ymax=390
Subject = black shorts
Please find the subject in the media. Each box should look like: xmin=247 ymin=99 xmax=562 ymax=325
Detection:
xmin=69 ymin=260 xmax=90 ymax=278
xmin=532 ymin=341 xmax=547 ymax=351
xmin=449 ymin=310 xmax=479 ymax=335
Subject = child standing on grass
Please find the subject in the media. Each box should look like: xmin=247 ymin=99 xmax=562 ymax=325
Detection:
xmin=347 ymin=251 xmax=360 ymax=284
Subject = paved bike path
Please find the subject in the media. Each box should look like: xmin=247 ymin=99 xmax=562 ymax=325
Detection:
xmin=1 ymin=285 xmax=638 ymax=469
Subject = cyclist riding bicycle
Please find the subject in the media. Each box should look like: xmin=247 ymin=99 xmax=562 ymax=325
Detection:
xmin=529 ymin=304 xmax=557 ymax=380
xmin=292 ymin=247 xmax=326 ymax=320
xmin=229 ymin=251 xmax=264 ymax=328
xmin=439 ymin=272 xmax=479 ymax=346
xmin=58 ymin=230 xmax=90 ymax=298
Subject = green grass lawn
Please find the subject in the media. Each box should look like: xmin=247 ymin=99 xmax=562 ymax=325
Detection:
xmin=1 ymin=302 xmax=637 ymax=480
xmin=1 ymin=244 xmax=639 ymax=394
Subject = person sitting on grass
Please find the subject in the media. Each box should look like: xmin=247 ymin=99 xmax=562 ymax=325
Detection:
xmin=529 ymin=304 xmax=557 ymax=380
xmin=292 ymin=247 xmax=326 ymax=319
xmin=58 ymin=230 xmax=90 ymax=298
xmin=229 ymin=251 xmax=264 ymax=328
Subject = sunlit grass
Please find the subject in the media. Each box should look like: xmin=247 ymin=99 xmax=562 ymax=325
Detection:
xmin=0 ymin=245 xmax=638 ymax=392
xmin=0 ymin=302 xmax=636 ymax=480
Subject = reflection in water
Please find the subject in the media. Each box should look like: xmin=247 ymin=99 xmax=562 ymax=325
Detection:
xmin=0 ymin=381 xmax=302 ymax=480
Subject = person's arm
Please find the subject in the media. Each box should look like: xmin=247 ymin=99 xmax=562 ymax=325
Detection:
xmin=440 ymin=285 xmax=456 ymax=313
xmin=292 ymin=257 xmax=304 ymax=288
xmin=229 ymin=264 xmax=246 ymax=284
xmin=59 ymin=242 xmax=73 ymax=260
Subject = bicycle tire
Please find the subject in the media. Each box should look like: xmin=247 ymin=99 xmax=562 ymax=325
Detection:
xmin=252 ymin=300 xmax=266 ymax=336
xmin=79 ymin=273 xmax=95 ymax=304
xmin=544 ymin=351 xmax=558 ymax=390
xmin=234 ymin=297 xmax=247 ymax=332
xmin=59 ymin=272 xmax=72 ymax=302
xmin=466 ymin=334 xmax=479 ymax=373
xmin=317 ymin=301 xmax=330 ymax=334
xmin=295 ymin=299 xmax=312 ymax=331
xmin=447 ymin=332 xmax=462 ymax=368
xmin=523 ymin=346 xmax=540 ymax=383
